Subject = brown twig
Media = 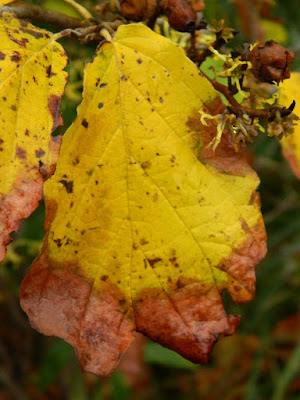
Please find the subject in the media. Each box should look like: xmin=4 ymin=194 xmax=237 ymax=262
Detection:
xmin=260 ymin=2 xmax=284 ymax=24
xmin=0 ymin=1 xmax=86 ymax=29
xmin=58 ymin=19 xmax=123 ymax=42
xmin=188 ymin=31 xmax=197 ymax=60
xmin=188 ymin=29 xmax=233 ymax=65
xmin=203 ymin=73 xmax=293 ymax=120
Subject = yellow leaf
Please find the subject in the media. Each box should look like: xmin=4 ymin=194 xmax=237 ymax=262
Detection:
xmin=21 ymin=24 xmax=266 ymax=376
xmin=261 ymin=19 xmax=288 ymax=45
xmin=0 ymin=12 xmax=68 ymax=261
xmin=280 ymin=73 xmax=300 ymax=178
xmin=0 ymin=0 xmax=17 ymax=5
xmin=43 ymin=0 xmax=83 ymax=19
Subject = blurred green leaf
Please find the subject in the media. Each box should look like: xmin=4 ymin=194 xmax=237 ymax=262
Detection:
xmin=38 ymin=340 xmax=74 ymax=392
xmin=272 ymin=340 xmax=300 ymax=400
xmin=42 ymin=0 xmax=83 ymax=18
xmin=145 ymin=342 xmax=199 ymax=371
xmin=110 ymin=372 xmax=130 ymax=400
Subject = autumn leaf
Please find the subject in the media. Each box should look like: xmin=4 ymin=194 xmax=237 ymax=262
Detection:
xmin=21 ymin=24 xmax=266 ymax=377
xmin=0 ymin=0 xmax=17 ymax=5
xmin=280 ymin=72 xmax=300 ymax=178
xmin=0 ymin=12 xmax=68 ymax=262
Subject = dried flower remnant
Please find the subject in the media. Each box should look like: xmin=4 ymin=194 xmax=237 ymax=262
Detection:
xmin=267 ymin=111 xmax=299 ymax=140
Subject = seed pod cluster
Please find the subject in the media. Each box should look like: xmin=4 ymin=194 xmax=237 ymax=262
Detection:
xmin=120 ymin=0 xmax=204 ymax=32
xmin=160 ymin=0 xmax=204 ymax=32
xmin=248 ymin=41 xmax=295 ymax=84
xmin=119 ymin=0 xmax=157 ymax=22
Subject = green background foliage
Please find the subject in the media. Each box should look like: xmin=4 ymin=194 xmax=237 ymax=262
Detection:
xmin=0 ymin=0 xmax=300 ymax=399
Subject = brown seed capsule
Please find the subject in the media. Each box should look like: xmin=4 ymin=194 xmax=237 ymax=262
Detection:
xmin=192 ymin=0 xmax=205 ymax=12
xmin=160 ymin=0 xmax=204 ymax=32
xmin=249 ymin=41 xmax=295 ymax=83
xmin=119 ymin=0 xmax=157 ymax=21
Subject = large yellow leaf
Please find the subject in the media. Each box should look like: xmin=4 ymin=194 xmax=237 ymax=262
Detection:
xmin=0 ymin=12 xmax=68 ymax=261
xmin=0 ymin=0 xmax=17 ymax=5
xmin=21 ymin=24 xmax=266 ymax=376
xmin=280 ymin=72 xmax=300 ymax=178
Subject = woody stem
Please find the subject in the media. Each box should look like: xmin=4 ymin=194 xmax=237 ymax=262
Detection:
xmin=0 ymin=2 xmax=85 ymax=28
xmin=202 ymin=73 xmax=277 ymax=120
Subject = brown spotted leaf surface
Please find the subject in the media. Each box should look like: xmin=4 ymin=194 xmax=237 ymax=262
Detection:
xmin=0 ymin=12 xmax=68 ymax=262
xmin=21 ymin=24 xmax=266 ymax=377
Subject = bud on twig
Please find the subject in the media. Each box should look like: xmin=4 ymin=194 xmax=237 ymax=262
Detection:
xmin=160 ymin=0 xmax=204 ymax=32
xmin=248 ymin=41 xmax=295 ymax=83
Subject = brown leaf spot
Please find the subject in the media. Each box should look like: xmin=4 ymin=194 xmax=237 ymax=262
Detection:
xmin=72 ymin=156 xmax=80 ymax=165
xmin=81 ymin=119 xmax=89 ymax=128
xmin=54 ymin=238 xmax=62 ymax=247
xmin=249 ymin=191 xmax=259 ymax=206
xmin=10 ymin=52 xmax=20 ymax=63
xmin=48 ymin=95 xmax=63 ymax=131
xmin=46 ymin=65 xmax=52 ymax=78
xmin=59 ymin=179 xmax=73 ymax=194
xmin=139 ymin=238 xmax=148 ymax=246
xmin=35 ymin=148 xmax=45 ymax=158
xmin=152 ymin=193 xmax=158 ymax=202
xmin=20 ymin=27 xmax=44 ymax=39
xmin=0 ymin=52 xmax=5 ymax=60
xmin=39 ymin=135 xmax=62 ymax=180
xmin=141 ymin=160 xmax=151 ymax=169
xmin=169 ymin=257 xmax=179 ymax=268
xmin=146 ymin=258 xmax=162 ymax=268
xmin=16 ymin=146 xmax=26 ymax=159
